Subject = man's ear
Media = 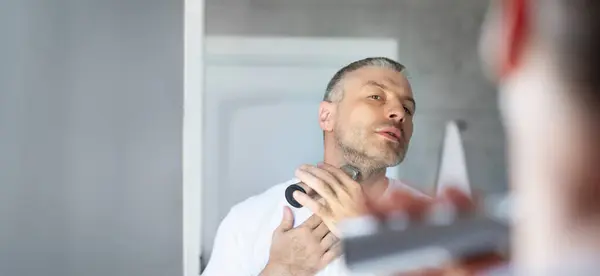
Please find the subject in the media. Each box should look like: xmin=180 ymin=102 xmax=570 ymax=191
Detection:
xmin=318 ymin=101 xmax=335 ymax=132
xmin=500 ymin=0 xmax=530 ymax=78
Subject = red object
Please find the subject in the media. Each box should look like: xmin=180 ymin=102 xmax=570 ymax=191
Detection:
xmin=500 ymin=0 xmax=529 ymax=79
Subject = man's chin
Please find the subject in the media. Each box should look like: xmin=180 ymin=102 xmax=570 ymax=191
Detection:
xmin=384 ymin=159 xmax=403 ymax=168
xmin=368 ymin=153 xmax=405 ymax=169
xmin=371 ymin=146 xmax=405 ymax=162
xmin=385 ymin=152 xmax=406 ymax=167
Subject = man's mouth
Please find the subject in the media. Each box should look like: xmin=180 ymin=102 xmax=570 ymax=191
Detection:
xmin=376 ymin=128 xmax=402 ymax=143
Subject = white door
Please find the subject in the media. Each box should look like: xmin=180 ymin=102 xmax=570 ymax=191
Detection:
xmin=201 ymin=36 xmax=398 ymax=267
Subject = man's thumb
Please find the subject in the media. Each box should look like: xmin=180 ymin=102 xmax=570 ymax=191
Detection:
xmin=278 ymin=206 xmax=294 ymax=231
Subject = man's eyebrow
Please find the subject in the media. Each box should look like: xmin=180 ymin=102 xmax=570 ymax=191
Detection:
xmin=365 ymin=80 xmax=416 ymax=108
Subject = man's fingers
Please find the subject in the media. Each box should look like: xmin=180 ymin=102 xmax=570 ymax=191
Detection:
xmin=277 ymin=206 xmax=295 ymax=232
xmin=367 ymin=190 xmax=432 ymax=221
xmin=294 ymin=190 xmax=329 ymax=218
xmin=294 ymin=168 xmax=335 ymax=204
xmin=301 ymin=164 xmax=348 ymax=199
xmin=395 ymin=268 xmax=446 ymax=276
xmin=318 ymin=163 xmax=362 ymax=196
xmin=312 ymin=222 xmax=329 ymax=239
xmin=320 ymin=232 xmax=339 ymax=250
xmin=451 ymin=252 xmax=506 ymax=274
xmin=300 ymin=213 xmax=323 ymax=229
xmin=402 ymin=196 xmax=432 ymax=221
xmin=439 ymin=187 xmax=475 ymax=213
xmin=320 ymin=242 xmax=343 ymax=266
xmin=295 ymin=165 xmax=337 ymax=205
xmin=368 ymin=190 xmax=416 ymax=214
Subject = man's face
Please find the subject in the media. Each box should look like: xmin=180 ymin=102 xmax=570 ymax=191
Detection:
xmin=329 ymin=66 xmax=415 ymax=170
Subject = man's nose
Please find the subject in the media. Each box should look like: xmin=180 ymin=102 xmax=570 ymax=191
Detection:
xmin=387 ymin=105 xmax=406 ymax=123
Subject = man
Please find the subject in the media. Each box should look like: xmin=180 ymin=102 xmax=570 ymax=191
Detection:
xmin=360 ymin=0 xmax=600 ymax=275
xmin=201 ymin=57 xmax=427 ymax=276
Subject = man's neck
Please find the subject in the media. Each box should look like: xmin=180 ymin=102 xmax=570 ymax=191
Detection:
xmin=357 ymin=169 xmax=389 ymax=201
xmin=322 ymin=154 xmax=389 ymax=200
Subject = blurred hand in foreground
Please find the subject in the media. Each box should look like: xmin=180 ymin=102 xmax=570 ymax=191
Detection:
xmin=364 ymin=187 xmax=507 ymax=276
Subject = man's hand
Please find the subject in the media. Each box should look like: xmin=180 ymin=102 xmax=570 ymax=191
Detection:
xmin=366 ymin=188 xmax=506 ymax=276
xmin=261 ymin=206 xmax=342 ymax=276
xmin=292 ymin=163 xmax=368 ymax=236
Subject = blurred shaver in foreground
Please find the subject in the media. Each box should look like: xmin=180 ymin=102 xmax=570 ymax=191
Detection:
xmin=355 ymin=0 xmax=600 ymax=274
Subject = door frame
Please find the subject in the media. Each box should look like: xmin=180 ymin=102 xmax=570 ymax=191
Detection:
xmin=183 ymin=0 xmax=204 ymax=275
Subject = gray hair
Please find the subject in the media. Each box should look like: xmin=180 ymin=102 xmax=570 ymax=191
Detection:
xmin=323 ymin=57 xmax=407 ymax=103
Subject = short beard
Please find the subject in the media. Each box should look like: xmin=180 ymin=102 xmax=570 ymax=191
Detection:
xmin=335 ymin=137 xmax=389 ymax=180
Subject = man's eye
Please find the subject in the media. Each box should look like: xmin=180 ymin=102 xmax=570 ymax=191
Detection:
xmin=368 ymin=95 xmax=382 ymax=100
xmin=404 ymin=106 xmax=413 ymax=115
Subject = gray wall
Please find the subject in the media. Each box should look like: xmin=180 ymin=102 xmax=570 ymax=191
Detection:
xmin=205 ymin=0 xmax=507 ymax=194
xmin=0 ymin=0 xmax=183 ymax=275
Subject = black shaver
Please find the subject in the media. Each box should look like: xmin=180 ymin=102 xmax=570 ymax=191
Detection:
xmin=285 ymin=164 xmax=361 ymax=208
